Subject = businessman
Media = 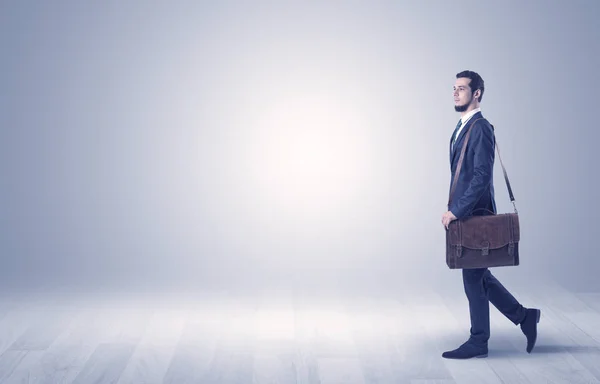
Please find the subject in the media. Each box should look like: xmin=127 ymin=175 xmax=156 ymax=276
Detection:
xmin=440 ymin=70 xmax=541 ymax=359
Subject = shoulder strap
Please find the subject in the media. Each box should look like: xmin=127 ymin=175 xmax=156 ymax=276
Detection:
xmin=447 ymin=118 xmax=518 ymax=214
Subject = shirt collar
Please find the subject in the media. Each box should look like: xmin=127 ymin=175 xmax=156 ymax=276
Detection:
xmin=460 ymin=107 xmax=481 ymax=126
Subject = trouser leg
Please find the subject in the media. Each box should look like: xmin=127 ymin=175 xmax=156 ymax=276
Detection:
xmin=483 ymin=270 xmax=527 ymax=325
xmin=462 ymin=268 xmax=490 ymax=346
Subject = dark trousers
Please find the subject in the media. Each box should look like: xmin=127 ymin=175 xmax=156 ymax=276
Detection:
xmin=462 ymin=268 xmax=527 ymax=346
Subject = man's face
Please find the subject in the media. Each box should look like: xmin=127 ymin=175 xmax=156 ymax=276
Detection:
xmin=453 ymin=77 xmax=473 ymax=112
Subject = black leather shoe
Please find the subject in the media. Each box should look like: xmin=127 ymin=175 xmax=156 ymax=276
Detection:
xmin=442 ymin=341 xmax=488 ymax=359
xmin=520 ymin=308 xmax=541 ymax=353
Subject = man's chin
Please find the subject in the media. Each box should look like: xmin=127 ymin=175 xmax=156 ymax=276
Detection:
xmin=454 ymin=104 xmax=468 ymax=112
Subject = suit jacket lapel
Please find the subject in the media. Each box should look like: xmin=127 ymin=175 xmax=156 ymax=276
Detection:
xmin=450 ymin=111 xmax=482 ymax=165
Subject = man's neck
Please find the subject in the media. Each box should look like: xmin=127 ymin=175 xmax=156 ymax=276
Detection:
xmin=461 ymin=105 xmax=479 ymax=118
xmin=460 ymin=106 xmax=481 ymax=120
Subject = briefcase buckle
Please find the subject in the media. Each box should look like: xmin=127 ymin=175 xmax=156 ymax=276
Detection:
xmin=455 ymin=245 xmax=462 ymax=258
xmin=481 ymin=241 xmax=490 ymax=256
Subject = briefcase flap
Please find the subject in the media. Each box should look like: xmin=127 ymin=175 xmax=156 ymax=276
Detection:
xmin=448 ymin=213 xmax=519 ymax=249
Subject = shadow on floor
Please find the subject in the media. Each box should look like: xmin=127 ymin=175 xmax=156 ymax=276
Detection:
xmin=487 ymin=344 xmax=600 ymax=359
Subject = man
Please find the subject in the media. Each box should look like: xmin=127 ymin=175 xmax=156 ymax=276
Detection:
xmin=440 ymin=70 xmax=541 ymax=359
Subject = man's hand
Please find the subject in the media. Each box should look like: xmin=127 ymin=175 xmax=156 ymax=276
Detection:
xmin=441 ymin=211 xmax=457 ymax=230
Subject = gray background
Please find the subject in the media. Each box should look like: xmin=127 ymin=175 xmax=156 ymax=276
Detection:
xmin=1 ymin=1 xmax=598 ymax=293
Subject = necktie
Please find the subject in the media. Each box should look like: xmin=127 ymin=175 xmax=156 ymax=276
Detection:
xmin=451 ymin=119 xmax=462 ymax=148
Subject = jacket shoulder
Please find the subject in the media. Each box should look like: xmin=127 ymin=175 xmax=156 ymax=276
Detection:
xmin=470 ymin=116 xmax=495 ymax=137
xmin=471 ymin=115 xmax=493 ymax=129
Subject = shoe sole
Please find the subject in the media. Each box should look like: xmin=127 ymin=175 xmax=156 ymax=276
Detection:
xmin=442 ymin=352 xmax=488 ymax=359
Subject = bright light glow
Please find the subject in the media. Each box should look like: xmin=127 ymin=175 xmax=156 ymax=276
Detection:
xmin=246 ymin=92 xmax=372 ymax=221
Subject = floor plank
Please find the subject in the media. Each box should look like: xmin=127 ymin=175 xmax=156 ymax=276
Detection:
xmin=71 ymin=342 xmax=138 ymax=384
xmin=0 ymin=280 xmax=598 ymax=383
xmin=161 ymin=291 xmax=228 ymax=383
xmin=117 ymin=308 xmax=187 ymax=384
xmin=9 ymin=305 xmax=77 ymax=351
xmin=252 ymin=288 xmax=300 ymax=383
xmin=202 ymin=292 xmax=258 ymax=384
xmin=0 ymin=350 xmax=29 ymax=382
xmin=521 ymin=285 xmax=600 ymax=383
xmin=575 ymin=293 xmax=600 ymax=314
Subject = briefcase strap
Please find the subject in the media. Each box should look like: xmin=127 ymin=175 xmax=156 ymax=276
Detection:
xmin=448 ymin=118 xmax=517 ymax=214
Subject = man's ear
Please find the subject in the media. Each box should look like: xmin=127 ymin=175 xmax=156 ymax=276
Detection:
xmin=473 ymin=89 xmax=481 ymax=99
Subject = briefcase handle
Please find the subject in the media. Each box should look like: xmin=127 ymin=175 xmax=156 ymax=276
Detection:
xmin=448 ymin=118 xmax=517 ymax=214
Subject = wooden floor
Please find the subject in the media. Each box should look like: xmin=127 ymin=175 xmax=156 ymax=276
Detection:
xmin=0 ymin=277 xmax=599 ymax=383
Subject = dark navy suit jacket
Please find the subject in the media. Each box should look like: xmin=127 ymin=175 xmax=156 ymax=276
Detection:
xmin=448 ymin=111 xmax=497 ymax=219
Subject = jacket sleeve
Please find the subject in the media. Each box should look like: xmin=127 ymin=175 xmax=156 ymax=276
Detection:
xmin=450 ymin=121 xmax=495 ymax=219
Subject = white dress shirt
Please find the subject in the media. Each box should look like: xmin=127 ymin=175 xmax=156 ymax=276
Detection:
xmin=452 ymin=107 xmax=481 ymax=149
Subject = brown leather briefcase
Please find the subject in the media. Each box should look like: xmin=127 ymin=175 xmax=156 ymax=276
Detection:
xmin=446 ymin=119 xmax=520 ymax=269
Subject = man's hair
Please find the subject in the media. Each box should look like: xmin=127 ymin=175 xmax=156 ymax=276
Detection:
xmin=456 ymin=70 xmax=484 ymax=102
